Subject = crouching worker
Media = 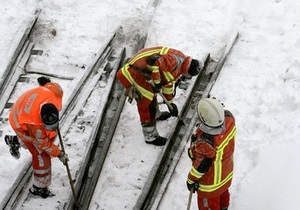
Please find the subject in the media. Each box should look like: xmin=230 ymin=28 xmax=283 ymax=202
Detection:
xmin=186 ymin=97 xmax=236 ymax=210
xmin=4 ymin=76 xmax=69 ymax=198
xmin=117 ymin=46 xmax=201 ymax=146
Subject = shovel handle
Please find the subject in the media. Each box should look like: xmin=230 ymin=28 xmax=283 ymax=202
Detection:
xmin=148 ymin=80 xmax=173 ymax=109
xmin=57 ymin=128 xmax=79 ymax=207
xmin=187 ymin=188 xmax=193 ymax=210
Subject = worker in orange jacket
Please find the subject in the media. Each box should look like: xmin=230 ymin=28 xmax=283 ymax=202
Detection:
xmin=117 ymin=46 xmax=202 ymax=146
xmin=4 ymin=77 xmax=69 ymax=198
xmin=186 ymin=98 xmax=236 ymax=210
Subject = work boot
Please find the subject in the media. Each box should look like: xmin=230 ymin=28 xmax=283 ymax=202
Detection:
xmin=142 ymin=122 xmax=167 ymax=146
xmin=4 ymin=135 xmax=21 ymax=159
xmin=29 ymin=185 xmax=55 ymax=198
xmin=145 ymin=136 xmax=167 ymax=146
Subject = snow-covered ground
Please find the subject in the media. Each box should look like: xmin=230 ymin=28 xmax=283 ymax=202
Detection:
xmin=1 ymin=0 xmax=300 ymax=209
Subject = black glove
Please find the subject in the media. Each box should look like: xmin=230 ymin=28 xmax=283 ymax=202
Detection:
xmin=191 ymin=134 xmax=197 ymax=142
xmin=152 ymin=83 xmax=162 ymax=93
xmin=168 ymin=103 xmax=178 ymax=117
xmin=186 ymin=180 xmax=199 ymax=193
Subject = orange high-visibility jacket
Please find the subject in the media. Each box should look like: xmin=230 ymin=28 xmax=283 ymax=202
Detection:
xmin=9 ymin=83 xmax=63 ymax=157
xmin=188 ymin=110 xmax=236 ymax=198
xmin=117 ymin=46 xmax=192 ymax=102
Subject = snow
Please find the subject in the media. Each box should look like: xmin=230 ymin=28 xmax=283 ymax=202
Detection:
xmin=1 ymin=0 xmax=300 ymax=209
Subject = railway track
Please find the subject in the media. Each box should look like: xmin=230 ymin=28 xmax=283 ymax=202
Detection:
xmin=0 ymin=4 xmax=238 ymax=210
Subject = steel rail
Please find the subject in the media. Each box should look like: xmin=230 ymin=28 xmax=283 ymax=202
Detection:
xmin=64 ymin=34 xmax=149 ymax=210
xmin=64 ymin=48 xmax=127 ymax=210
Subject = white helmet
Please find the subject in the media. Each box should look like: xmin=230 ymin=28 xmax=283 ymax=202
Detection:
xmin=197 ymin=98 xmax=225 ymax=135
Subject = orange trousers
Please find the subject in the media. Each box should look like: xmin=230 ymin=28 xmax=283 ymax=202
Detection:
xmin=197 ymin=189 xmax=230 ymax=210
xmin=23 ymin=140 xmax=53 ymax=188
xmin=137 ymin=96 xmax=157 ymax=123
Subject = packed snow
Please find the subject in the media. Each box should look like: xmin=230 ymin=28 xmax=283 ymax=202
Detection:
xmin=1 ymin=0 xmax=300 ymax=209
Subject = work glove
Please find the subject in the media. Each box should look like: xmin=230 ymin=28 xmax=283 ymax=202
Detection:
xmin=191 ymin=133 xmax=197 ymax=142
xmin=152 ymin=83 xmax=162 ymax=93
xmin=186 ymin=180 xmax=199 ymax=193
xmin=168 ymin=103 xmax=178 ymax=117
xmin=125 ymin=86 xmax=142 ymax=103
xmin=58 ymin=151 xmax=69 ymax=165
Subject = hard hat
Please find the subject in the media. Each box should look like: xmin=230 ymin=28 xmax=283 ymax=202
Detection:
xmin=188 ymin=59 xmax=202 ymax=76
xmin=41 ymin=103 xmax=59 ymax=131
xmin=197 ymin=98 xmax=225 ymax=135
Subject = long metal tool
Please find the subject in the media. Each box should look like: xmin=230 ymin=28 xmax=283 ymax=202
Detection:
xmin=57 ymin=128 xmax=78 ymax=207
xmin=187 ymin=189 xmax=193 ymax=210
